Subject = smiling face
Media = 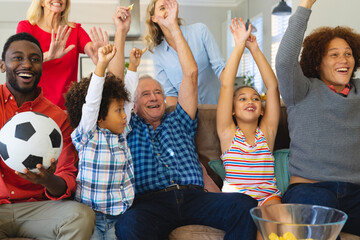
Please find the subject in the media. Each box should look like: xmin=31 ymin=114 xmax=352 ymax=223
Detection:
xmin=233 ymin=87 xmax=262 ymax=124
xmin=151 ymin=0 xmax=167 ymax=24
xmin=98 ymin=99 xmax=127 ymax=135
xmin=41 ymin=0 xmax=67 ymax=14
xmin=1 ymin=40 xmax=42 ymax=95
xmin=319 ymin=37 xmax=355 ymax=92
xmin=134 ymin=78 xmax=166 ymax=129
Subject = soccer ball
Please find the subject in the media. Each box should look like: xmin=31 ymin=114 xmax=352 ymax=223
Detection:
xmin=0 ymin=111 xmax=63 ymax=173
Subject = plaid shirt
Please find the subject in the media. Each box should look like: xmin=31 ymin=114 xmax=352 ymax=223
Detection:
xmin=72 ymin=73 xmax=136 ymax=215
xmin=128 ymin=104 xmax=204 ymax=196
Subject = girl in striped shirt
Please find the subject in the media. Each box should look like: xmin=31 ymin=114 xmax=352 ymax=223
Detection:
xmin=217 ymin=18 xmax=281 ymax=207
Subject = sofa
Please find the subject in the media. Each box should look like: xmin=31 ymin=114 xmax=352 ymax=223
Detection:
xmin=7 ymin=105 xmax=359 ymax=240
xmin=168 ymin=104 xmax=360 ymax=240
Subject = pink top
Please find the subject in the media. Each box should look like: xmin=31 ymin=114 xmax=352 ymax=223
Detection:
xmin=17 ymin=20 xmax=91 ymax=109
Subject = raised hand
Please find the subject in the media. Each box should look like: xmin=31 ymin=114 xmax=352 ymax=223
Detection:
xmin=45 ymin=25 xmax=75 ymax=62
xmin=98 ymin=44 xmax=117 ymax=65
xmin=128 ymin=47 xmax=147 ymax=71
xmin=245 ymin=34 xmax=259 ymax=53
xmin=113 ymin=6 xmax=132 ymax=34
xmin=300 ymin=0 xmax=316 ymax=9
xmin=89 ymin=27 xmax=109 ymax=56
xmin=229 ymin=17 xmax=251 ymax=46
xmin=155 ymin=0 xmax=179 ymax=32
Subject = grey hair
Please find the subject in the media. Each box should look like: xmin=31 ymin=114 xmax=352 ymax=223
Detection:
xmin=134 ymin=76 xmax=165 ymax=102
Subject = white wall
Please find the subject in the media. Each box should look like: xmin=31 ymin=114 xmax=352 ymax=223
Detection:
xmin=1 ymin=0 xmax=360 ymax=84
xmin=292 ymin=0 xmax=360 ymax=36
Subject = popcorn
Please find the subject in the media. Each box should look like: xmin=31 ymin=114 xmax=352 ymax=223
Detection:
xmin=128 ymin=4 xmax=134 ymax=11
xmin=268 ymin=232 xmax=313 ymax=240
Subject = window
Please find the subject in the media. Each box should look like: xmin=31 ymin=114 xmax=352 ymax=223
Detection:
xmin=271 ymin=1 xmax=292 ymax=73
xmin=237 ymin=14 xmax=264 ymax=93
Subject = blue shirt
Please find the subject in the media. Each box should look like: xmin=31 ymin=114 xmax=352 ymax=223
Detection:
xmin=128 ymin=104 xmax=204 ymax=196
xmin=153 ymin=23 xmax=225 ymax=104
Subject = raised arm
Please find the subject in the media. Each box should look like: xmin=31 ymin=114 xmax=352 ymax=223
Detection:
xmin=155 ymin=0 xmax=198 ymax=119
xmin=78 ymin=45 xmax=117 ymax=134
xmin=124 ymin=47 xmax=147 ymax=123
xmin=246 ymin=36 xmax=280 ymax=152
xmin=217 ymin=18 xmax=250 ymax=153
xmin=108 ymin=5 xmax=132 ymax=80
xmin=275 ymin=0 xmax=316 ymax=106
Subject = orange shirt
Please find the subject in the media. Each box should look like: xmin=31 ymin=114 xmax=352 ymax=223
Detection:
xmin=0 ymin=84 xmax=78 ymax=204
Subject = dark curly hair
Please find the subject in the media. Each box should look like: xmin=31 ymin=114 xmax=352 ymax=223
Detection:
xmin=65 ymin=72 xmax=129 ymax=128
xmin=300 ymin=26 xmax=360 ymax=79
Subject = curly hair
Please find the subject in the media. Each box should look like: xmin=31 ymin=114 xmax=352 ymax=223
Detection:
xmin=300 ymin=26 xmax=360 ymax=79
xmin=143 ymin=0 xmax=183 ymax=52
xmin=65 ymin=72 xmax=129 ymax=129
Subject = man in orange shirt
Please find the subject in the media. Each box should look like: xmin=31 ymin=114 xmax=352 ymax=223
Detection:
xmin=0 ymin=32 xmax=95 ymax=239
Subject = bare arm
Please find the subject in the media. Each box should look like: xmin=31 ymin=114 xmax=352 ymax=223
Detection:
xmin=217 ymin=18 xmax=250 ymax=153
xmin=156 ymin=0 xmax=198 ymax=119
xmin=107 ymin=6 xmax=131 ymax=80
xmin=247 ymin=37 xmax=280 ymax=152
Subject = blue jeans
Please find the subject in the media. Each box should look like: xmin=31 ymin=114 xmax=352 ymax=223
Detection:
xmin=115 ymin=188 xmax=257 ymax=240
xmin=282 ymin=182 xmax=360 ymax=238
xmin=91 ymin=211 xmax=119 ymax=240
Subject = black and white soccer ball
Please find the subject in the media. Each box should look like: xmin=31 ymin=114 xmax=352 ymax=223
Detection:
xmin=0 ymin=111 xmax=63 ymax=173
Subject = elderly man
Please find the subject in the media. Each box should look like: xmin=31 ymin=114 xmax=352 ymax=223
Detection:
xmin=115 ymin=1 xmax=257 ymax=239
xmin=0 ymin=32 xmax=95 ymax=239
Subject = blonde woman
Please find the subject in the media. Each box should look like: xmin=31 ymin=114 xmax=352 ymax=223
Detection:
xmin=17 ymin=0 xmax=108 ymax=109
xmin=144 ymin=0 xmax=225 ymax=105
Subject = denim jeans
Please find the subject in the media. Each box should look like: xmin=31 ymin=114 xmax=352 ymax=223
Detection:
xmin=115 ymin=188 xmax=258 ymax=240
xmin=91 ymin=211 xmax=119 ymax=240
xmin=282 ymin=182 xmax=360 ymax=238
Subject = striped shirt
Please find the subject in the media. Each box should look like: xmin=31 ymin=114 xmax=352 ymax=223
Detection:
xmin=72 ymin=72 xmax=138 ymax=215
xmin=128 ymin=104 xmax=203 ymax=196
xmin=221 ymin=127 xmax=281 ymax=205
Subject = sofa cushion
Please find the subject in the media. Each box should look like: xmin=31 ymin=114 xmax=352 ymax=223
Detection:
xmin=169 ymin=225 xmax=225 ymax=240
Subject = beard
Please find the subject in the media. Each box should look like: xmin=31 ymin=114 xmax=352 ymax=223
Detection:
xmin=6 ymin=72 xmax=41 ymax=94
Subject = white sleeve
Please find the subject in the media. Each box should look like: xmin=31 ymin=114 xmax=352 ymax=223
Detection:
xmin=124 ymin=70 xmax=139 ymax=123
xmin=79 ymin=73 xmax=105 ymax=133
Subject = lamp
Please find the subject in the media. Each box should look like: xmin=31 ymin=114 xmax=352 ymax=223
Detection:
xmin=272 ymin=0 xmax=291 ymax=16
xmin=245 ymin=0 xmax=257 ymax=32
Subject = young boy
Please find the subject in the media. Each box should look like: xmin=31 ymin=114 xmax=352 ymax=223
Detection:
xmin=65 ymin=43 xmax=144 ymax=239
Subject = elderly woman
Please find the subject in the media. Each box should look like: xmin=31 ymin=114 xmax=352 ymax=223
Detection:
xmin=144 ymin=0 xmax=225 ymax=106
xmin=17 ymin=0 xmax=107 ymax=109
xmin=276 ymin=0 xmax=360 ymax=236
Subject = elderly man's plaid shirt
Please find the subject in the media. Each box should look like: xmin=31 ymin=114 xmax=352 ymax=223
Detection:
xmin=128 ymin=104 xmax=204 ymax=196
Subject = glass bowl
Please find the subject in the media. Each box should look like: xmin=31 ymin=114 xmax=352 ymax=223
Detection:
xmin=250 ymin=204 xmax=347 ymax=240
